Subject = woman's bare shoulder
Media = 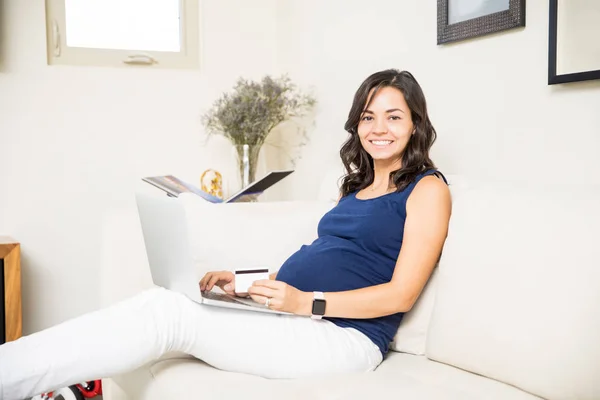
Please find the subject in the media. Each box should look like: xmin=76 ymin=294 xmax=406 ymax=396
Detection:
xmin=408 ymin=175 xmax=451 ymax=211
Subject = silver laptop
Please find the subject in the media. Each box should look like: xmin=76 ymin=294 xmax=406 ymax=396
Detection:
xmin=135 ymin=191 xmax=289 ymax=315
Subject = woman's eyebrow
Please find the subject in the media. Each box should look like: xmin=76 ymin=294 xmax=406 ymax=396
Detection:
xmin=386 ymin=108 xmax=405 ymax=114
xmin=362 ymin=108 xmax=405 ymax=114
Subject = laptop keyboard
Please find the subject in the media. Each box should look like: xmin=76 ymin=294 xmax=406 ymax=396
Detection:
xmin=202 ymin=290 xmax=248 ymax=305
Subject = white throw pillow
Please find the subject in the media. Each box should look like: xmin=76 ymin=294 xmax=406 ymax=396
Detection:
xmin=426 ymin=183 xmax=600 ymax=400
xmin=389 ymin=267 xmax=438 ymax=355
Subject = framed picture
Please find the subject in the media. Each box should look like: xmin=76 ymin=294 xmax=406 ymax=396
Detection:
xmin=437 ymin=0 xmax=526 ymax=44
xmin=548 ymin=0 xmax=600 ymax=85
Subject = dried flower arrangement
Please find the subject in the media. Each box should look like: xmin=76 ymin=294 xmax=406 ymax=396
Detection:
xmin=202 ymin=75 xmax=316 ymax=146
xmin=201 ymin=75 xmax=316 ymax=190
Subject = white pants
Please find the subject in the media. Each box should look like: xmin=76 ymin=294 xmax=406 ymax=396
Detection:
xmin=0 ymin=287 xmax=383 ymax=400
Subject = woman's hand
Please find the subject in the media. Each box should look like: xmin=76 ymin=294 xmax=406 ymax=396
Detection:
xmin=248 ymin=280 xmax=312 ymax=316
xmin=199 ymin=270 xmax=237 ymax=296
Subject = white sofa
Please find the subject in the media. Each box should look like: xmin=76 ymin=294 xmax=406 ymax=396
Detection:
xmin=98 ymin=178 xmax=600 ymax=400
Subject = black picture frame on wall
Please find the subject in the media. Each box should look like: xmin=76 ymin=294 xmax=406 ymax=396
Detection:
xmin=437 ymin=0 xmax=526 ymax=45
xmin=548 ymin=0 xmax=600 ymax=85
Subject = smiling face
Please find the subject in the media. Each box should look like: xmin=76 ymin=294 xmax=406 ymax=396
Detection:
xmin=357 ymin=86 xmax=414 ymax=168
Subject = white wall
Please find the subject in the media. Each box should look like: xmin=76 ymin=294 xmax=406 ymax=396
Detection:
xmin=1 ymin=0 xmax=599 ymax=334
xmin=0 ymin=0 xmax=283 ymax=334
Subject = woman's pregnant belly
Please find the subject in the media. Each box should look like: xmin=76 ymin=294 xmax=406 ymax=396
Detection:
xmin=275 ymin=236 xmax=394 ymax=293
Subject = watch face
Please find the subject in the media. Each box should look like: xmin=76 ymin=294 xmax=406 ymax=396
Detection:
xmin=312 ymin=298 xmax=326 ymax=316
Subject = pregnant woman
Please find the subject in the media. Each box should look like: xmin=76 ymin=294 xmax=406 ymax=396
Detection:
xmin=0 ymin=69 xmax=451 ymax=400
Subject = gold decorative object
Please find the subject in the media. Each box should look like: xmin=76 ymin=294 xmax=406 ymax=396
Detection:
xmin=200 ymin=169 xmax=223 ymax=199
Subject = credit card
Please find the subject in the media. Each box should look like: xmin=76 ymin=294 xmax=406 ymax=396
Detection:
xmin=234 ymin=268 xmax=270 ymax=294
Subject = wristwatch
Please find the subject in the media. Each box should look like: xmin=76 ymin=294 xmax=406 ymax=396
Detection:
xmin=311 ymin=291 xmax=326 ymax=320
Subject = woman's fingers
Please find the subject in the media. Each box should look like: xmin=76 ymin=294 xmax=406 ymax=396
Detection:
xmin=206 ymin=274 xmax=222 ymax=291
xmin=249 ymin=294 xmax=268 ymax=305
xmin=248 ymin=294 xmax=283 ymax=310
xmin=199 ymin=273 xmax=212 ymax=291
xmin=247 ymin=285 xmax=277 ymax=299
xmin=219 ymin=278 xmax=236 ymax=295
xmin=200 ymin=271 xmax=235 ymax=292
xmin=252 ymin=279 xmax=284 ymax=289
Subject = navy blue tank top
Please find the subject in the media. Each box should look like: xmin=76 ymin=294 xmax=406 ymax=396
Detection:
xmin=276 ymin=169 xmax=447 ymax=355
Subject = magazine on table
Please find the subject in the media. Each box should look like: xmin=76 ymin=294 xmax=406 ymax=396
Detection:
xmin=142 ymin=170 xmax=294 ymax=203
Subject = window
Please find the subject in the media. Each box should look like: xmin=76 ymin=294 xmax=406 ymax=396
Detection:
xmin=45 ymin=0 xmax=199 ymax=69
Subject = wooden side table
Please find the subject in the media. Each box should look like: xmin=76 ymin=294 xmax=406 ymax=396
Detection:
xmin=0 ymin=237 xmax=21 ymax=344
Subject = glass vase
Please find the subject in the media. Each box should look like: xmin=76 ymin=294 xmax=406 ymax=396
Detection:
xmin=234 ymin=143 xmax=262 ymax=201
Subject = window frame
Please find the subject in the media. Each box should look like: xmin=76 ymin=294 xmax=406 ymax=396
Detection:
xmin=44 ymin=0 xmax=200 ymax=69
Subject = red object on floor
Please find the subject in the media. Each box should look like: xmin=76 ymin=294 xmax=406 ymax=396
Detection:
xmin=76 ymin=380 xmax=103 ymax=398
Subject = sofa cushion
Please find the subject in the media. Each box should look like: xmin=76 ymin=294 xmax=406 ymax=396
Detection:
xmin=426 ymin=183 xmax=600 ymax=400
xmin=389 ymin=267 xmax=439 ymax=354
xmin=108 ymin=352 xmax=539 ymax=400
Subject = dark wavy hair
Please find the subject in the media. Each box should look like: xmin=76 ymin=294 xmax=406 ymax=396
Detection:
xmin=339 ymin=69 xmax=438 ymax=197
